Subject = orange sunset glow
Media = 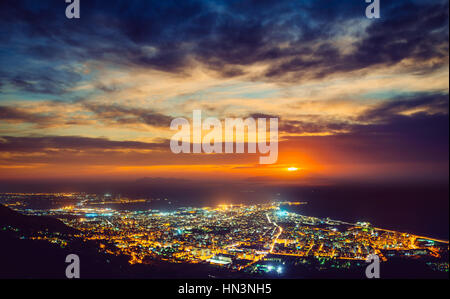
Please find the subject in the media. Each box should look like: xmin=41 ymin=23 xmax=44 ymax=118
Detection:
xmin=0 ymin=0 xmax=447 ymax=187
xmin=0 ymin=0 xmax=449 ymax=282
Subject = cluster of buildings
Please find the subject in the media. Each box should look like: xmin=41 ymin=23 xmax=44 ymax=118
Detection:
xmin=1 ymin=193 xmax=448 ymax=274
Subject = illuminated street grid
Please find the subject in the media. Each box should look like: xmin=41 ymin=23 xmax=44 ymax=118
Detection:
xmin=1 ymin=193 xmax=448 ymax=274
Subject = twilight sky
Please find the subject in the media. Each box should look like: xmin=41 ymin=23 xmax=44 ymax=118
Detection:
xmin=0 ymin=0 xmax=448 ymax=184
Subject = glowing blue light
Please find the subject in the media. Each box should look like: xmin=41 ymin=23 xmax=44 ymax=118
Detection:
xmin=276 ymin=210 xmax=288 ymax=217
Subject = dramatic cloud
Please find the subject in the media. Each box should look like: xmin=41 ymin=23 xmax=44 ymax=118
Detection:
xmin=83 ymin=103 xmax=173 ymax=128
xmin=358 ymin=92 xmax=449 ymax=122
xmin=0 ymin=0 xmax=448 ymax=90
xmin=0 ymin=0 xmax=448 ymax=183
xmin=0 ymin=136 xmax=168 ymax=153
xmin=0 ymin=106 xmax=56 ymax=127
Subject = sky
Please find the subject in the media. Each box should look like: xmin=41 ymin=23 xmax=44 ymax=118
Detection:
xmin=0 ymin=0 xmax=448 ymax=185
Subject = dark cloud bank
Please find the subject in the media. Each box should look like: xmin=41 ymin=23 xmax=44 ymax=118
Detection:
xmin=0 ymin=0 xmax=448 ymax=93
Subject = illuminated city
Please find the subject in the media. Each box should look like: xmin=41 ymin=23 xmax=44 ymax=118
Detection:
xmin=0 ymin=0 xmax=448 ymax=288
xmin=1 ymin=192 xmax=448 ymax=278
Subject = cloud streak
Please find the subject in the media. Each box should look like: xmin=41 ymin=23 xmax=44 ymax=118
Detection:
xmin=0 ymin=0 xmax=448 ymax=183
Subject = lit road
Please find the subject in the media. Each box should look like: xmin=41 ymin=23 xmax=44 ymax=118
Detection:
xmin=372 ymin=227 xmax=449 ymax=244
xmin=266 ymin=213 xmax=283 ymax=253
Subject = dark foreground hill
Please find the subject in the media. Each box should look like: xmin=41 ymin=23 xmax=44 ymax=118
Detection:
xmin=0 ymin=205 xmax=236 ymax=279
xmin=0 ymin=204 xmax=78 ymax=235
xmin=0 ymin=205 xmax=447 ymax=279
xmin=0 ymin=205 xmax=133 ymax=278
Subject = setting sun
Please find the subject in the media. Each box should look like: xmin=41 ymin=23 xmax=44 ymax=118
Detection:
xmin=287 ymin=167 xmax=299 ymax=172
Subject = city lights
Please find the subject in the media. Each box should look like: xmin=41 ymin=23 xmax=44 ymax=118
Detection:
xmin=1 ymin=192 xmax=448 ymax=277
